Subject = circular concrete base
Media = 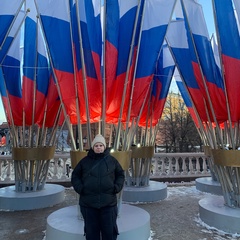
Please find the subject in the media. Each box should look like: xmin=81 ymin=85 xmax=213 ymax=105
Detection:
xmin=122 ymin=180 xmax=167 ymax=203
xmin=195 ymin=177 xmax=222 ymax=195
xmin=0 ymin=184 xmax=65 ymax=211
xmin=46 ymin=204 xmax=150 ymax=240
xmin=199 ymin=196 xmax=240 ymax=234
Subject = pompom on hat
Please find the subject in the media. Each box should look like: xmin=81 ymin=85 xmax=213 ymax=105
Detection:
xmin=91 ymin=134 xmax=106 ymax=149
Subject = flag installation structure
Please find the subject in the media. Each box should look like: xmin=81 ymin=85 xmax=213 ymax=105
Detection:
xmin=210 ymin=0 xmax=240 ymax=208
xmin=2 ymin=0 xmax=240 ymax=200
xmin=166 ymin=0 xmax=240 ymax=208
xmin=0 ymin=0 xmax=63 ymax=192
xmin=114 ymin=0 xmax=176 ymax=150
xmin=35 ymin=0 xmax=177 ymax=152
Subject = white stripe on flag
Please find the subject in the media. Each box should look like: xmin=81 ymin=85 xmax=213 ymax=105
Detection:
xmin=142 ymin=0 xmax=175 ymax=31
xmin=167 ymin=20 xmax=188 ymax=49
xmin=182 ymin=0 xmax=209 ymax=38
xmin=0 ymin=0 xmax=21 ymax=15
xmin=119 ymin=0 xmax=138 ymax=18
xmin=36 ymin=0 xmax=69 ymax=22
xmin=162 ymin=45 xmax=174 ymax=68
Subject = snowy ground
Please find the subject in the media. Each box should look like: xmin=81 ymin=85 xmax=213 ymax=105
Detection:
xmin=1 ymin=183 xmax=240 ymax=240
xmin=133 ymin=183 xmax=240 ymax=240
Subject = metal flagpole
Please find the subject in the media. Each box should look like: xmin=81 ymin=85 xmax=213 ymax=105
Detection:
xmin=39 ymin=104 xmax=48 ymax=146
xmin=101 ymin=0 xmax=107 ymax=137
xmin=143 ymin=82 xmax=153 ymax=146
xmin=152 ymin=120 xmax=161 ymax=146
xmin=125 ymin=83 xmax=151 ymax=150
xmin=1 ymin=10 xmax=29 ymax=66
xmin=0 ymin=7 xmax=29 ymax=146
xmin=123 ymin=0 xmax=147 ymax=151
xmin=149 ymin=101 xmax=154 ymax=146
xmin=0 ymin=0 xmax=25 ymax=50
xmin=0 ymin=70 xmax=18 ymax=145
xmin=211 ymin=0 xmax=235 ymax=149
xmin=166 ymin=36 xmax=211 ymax=147
xmin=113 ymin=0 xmax=143 ymax=151
xmin=75 ymin=0 xmax=92 ymax=145
xmin=181 ymin=0 xmax=224 ymax=148
xmin=141 ymin=0 xmax=177 ymax=148
xmin=68 ymin=0 xmax=84 ymax=151
xmin=108 ymin=124 xmax=113 ymax=148
xmin=35 ymin=0 xmax=76 ymax=150
xmin=30 ymin=16 xmax=39 ymax=147
xmin=202 ymin=98 xmax=218 ymax=147
xmin=48 ymin=106 xmax=63 ymax=146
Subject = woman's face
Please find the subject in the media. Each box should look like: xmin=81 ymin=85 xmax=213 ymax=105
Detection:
xmin=93 ymin=142 xmax=105 ymax=153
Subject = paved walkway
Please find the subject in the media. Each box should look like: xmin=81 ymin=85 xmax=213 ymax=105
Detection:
xmin=0 ymin=182 xmax=239 ymax=240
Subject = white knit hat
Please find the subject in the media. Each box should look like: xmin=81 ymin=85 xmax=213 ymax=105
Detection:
xmin=91 ymin=134 xmax=106 ymax=149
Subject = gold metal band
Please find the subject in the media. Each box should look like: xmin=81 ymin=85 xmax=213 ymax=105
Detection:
xmin=70 ymin=150 xmax=88 ymax=169
xmin=110 ymin=151 xmax=131 ymax=170
xmin=203 ymin=146 xmax=211 ymax=157
xmin=131 ymin=146 xmax=155 ymax=159
xmin=12 ymin=146 xmax=55 ymax=161
xmin=211 ymin=149 xmax=240 ymax=167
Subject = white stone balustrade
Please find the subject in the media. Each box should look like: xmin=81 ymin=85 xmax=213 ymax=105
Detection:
xmin=151 ymin=152 xmax=210 ymax=179
xmin=0 ymin=152 xmax=210 ymax=184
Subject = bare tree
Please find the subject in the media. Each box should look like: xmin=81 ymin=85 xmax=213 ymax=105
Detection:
xmin=158 ymin=92 xmax=202 ymax=152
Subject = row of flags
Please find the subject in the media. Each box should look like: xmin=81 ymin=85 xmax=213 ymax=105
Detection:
xmin=0 ymin=0 xmax=62 ymax=128
xmin=168 ymin=0 xmax=240 ymax=148
xmin=0 ymin=0 xmax=240 ymax=149
xmin=0 ymin=0 xmax=176 ymax=130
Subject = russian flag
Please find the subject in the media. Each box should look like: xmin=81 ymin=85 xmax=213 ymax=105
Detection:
xmin=0 ymin=7 xmax=25 ymax=64
xmin=0 ymin=68 xmax=11 ymax=124
xmin=0 ymin=6 xmax=25 ymax=126
xmin=213 ymin=0 xmax=240 ymax=122
xmin=36 ymin=0 xmax=77 ymax=124
xmin=181 ymin=0 xmax=227 ymax=123
xmin=105 ymin=0 xmax=139 ymax=123
xmin=128 ymin=0 xmax=176 ymax=121
xmin=0 ymin=0 xmax=23 ymax=47
xmin=1 ymin=31 xmax=23 ymax=126
xmin=72 ymin=0 xmax=103 ymax=123
xmin=175 ymin=74 xmax=199 ymax=127
xmin=151 ymin=45 xmax=175 ymax=127
xmin=166 ymin=19 xmax=209 ymax=123
xmin=105 ymin=0 xmax=120 ymax=97
xmin=43 ymin=73 xmax=62 ymax=127
xmin=22 ymin=0 xmax=50 ymax=126
xmin=211 ymin=34 xmax=221 ymax=71
xmin=139 ymin=44 xmax=175 ymax=127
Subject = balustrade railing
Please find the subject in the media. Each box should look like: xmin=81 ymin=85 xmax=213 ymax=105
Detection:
xmin=151 ymin=152 xmax=210 ymax=179
xmin=0 ymin=152 xmax=210 ymax=185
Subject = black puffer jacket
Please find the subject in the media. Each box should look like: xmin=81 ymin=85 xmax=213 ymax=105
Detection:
xmin=71 ymin=148 xmax=125 ymax=209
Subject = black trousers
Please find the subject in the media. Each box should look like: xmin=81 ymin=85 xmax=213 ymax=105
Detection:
xmin=80 ymin=205 xmax=119 ymax=240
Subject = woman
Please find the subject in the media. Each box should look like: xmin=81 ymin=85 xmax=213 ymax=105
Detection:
xmin=71 ymin=134 xmax=125 ymax=240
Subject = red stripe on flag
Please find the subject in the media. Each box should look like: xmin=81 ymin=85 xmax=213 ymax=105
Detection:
xmin=106 ymin=40 xmax=118 ymax=100
xmin=106 ymin=72 xmax=127 ymax=123
xmin=54 ymin=69 xmax=77 ymax=124
xmin=187 ymin=87 xmax=208 ymax=122
xmin=8 ymin=94 xmax=23 ymax=126
xmin=188 ymin=107 xmax=199 ymax=128
xmin=22 ymin=76 xmax=34 ymax=125
xmin=76 ymin=71 xmax=102 ymax=123
xmin=192 ymin=62 xmax=227 ymax=123
xmin=127 ymin=75 xmax=153 ymax=120
xmin=222 ymin=54 xmax=240 ymax=122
